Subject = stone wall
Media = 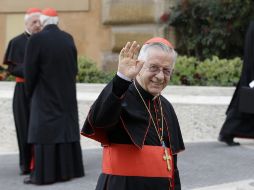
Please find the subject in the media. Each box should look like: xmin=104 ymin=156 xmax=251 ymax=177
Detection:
xmin=101 ymin=0 xmax=170 ymax=71
xmin=0 ymin=0 xmax=107 ymax=70
xmin=0 ymin=82 xmax=235 ymax=153
xmin=0 ymin=0 xmax=172 ymax=72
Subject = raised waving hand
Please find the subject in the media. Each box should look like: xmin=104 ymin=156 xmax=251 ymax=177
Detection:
xmin=118 ymin=41 xmax=144 ymax=80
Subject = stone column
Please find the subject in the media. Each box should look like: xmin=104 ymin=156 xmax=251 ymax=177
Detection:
xmin=101 ymin=0 xmax=170 ymax=71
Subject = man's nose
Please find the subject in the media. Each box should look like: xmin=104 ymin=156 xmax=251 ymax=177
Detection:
xmin=36 ymin=22 xmax=41 ymax=27
xmin=155 ymin=69 xmax=165 ymax=79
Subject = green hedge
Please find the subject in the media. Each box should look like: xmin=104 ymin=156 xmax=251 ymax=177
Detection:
xmin=76 ymin=56 xmax=114 ymax=83
xmin=77 ymin=56 xmax=242 ymax=86
xmin=3 ymin=56 xmax=114 ymax=83
xmin=170 ymin=56 xmax=242 ymax=86
xmin=4 ymin=56 xmax=241 ymax=86
xmin=167 ymin=0 xmax=254 ymax=60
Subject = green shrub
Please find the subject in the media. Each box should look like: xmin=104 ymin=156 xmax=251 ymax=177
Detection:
xmin=5 ymin=75 xmax=15 ymax=81
xmin=77 ymin=56 xmax=114 ymax=83
xmin=77 ymin=56 xmax=242 ymax=86
xmin=170 ymin=56 xmax=242 ymax=86
xmin=4 ymin=56 xmax=242 ymax=86
xmin=2 ymin=57 xmax=114 ymax=83
xmin=196 ymin=56 xmax=242 ymax=86
xmin=167 ymin=0 xmax=254 ymax=60
xmin=170 ymin=56 xmax=200 ymax=85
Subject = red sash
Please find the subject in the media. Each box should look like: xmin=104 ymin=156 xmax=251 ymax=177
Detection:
xmin=16 ymin=77 xmax=25 ymax=82
xmin=102 ymin=144 xmax=173 ymax=178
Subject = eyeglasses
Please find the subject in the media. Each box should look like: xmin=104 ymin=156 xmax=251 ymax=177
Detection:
xmin=146 ymin=65 xmax=173 ymax=77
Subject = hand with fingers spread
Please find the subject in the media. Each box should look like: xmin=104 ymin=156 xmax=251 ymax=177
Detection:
xmin=118 ymin=41 xmax=144 ymax=80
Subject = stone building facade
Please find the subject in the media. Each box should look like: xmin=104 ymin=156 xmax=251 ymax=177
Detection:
xmin=0 ymin=0 xmax=174 ymax=71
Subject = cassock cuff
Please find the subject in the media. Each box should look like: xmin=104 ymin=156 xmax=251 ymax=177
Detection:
xmin=117 ymin=71 xmax=132 ymax=82
xmin=112 ymin=74 xmax=132 ymax=97
xmin=249 ymin=80 xmax=254 ymax=88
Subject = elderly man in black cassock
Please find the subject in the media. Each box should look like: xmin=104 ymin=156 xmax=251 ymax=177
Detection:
xmin=82 ymin=37 xmax=185 ymax=190
xmin=218 ymin=21 xmax=254 ymax=146
xmin=23 ymin=8 xmax=84 ymax=184
xmin=2 ymin=8 xmax=41 ymax=175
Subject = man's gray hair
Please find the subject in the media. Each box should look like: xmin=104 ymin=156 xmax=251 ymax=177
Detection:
xmin=24 ymin=12 xmax=41 ymax=22
xmin=40 ymin=15 xmax=59 ymax=27
xmin=138 ymin=42 xmax=178 ymax=65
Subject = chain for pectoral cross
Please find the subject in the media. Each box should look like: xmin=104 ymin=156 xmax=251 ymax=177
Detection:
xmin=134 ymin=81 xmax=172 ymax=172
xmin=134 ymin=81 xmax=164 ymax=142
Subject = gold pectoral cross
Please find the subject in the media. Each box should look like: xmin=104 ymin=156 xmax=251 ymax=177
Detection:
xmin=163 ymin=147 xmax=171 ymax=171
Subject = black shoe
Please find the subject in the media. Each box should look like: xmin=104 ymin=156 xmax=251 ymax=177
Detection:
xmin=218 ymin=135 xmax=240 ymax=146
xmin=23 ymin=177 xmax=33 ymax=184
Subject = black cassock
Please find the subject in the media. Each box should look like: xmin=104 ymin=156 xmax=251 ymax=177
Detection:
xmin=24 ymin=24 xmax=84 ymax=184
xmin=82 ymin=75 xmax=185 ymax=190
xmin=220 ymin=21 xmax=254 ymax=139
xmin=3 ymin=32 xmax=31 ymax=174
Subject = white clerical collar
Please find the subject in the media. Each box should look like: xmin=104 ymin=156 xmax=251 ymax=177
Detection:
xmin=25 ymin=29 xmax=31 ymax=35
